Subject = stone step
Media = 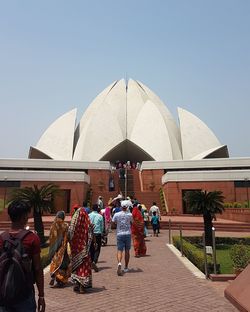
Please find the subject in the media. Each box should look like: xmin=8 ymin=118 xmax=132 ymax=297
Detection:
xmin=1 ymin=218 xmax=250 ymax=232
xmin=159 ymin=220 xmax=250 ymax=232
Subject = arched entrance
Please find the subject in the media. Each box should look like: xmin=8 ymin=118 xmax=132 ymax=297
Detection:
xmin=99 ymin=139 xmax=154 ymax=163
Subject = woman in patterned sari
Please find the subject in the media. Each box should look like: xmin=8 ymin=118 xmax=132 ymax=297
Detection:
xmin=49 ymin=211 xmax=71 ymax=287
xmin=131 ymin=204 xmax=147 ymax=257
xmin=69 ymin=206 xmax=93 ymax=294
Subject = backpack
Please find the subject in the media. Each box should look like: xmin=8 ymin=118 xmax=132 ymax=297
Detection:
xmin=0 ymin=229 xmax=34 ymax=306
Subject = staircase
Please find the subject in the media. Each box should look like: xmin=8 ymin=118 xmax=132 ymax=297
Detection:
xmin=117 ymin=170 xmax=161 ymax=209
xmin=118 ymin=170 xmax=135 ymax=199
xmin=1 ymin=215 xmax=249 ymax=233
xmin=0 ymin=216 xmax=72 ymax=232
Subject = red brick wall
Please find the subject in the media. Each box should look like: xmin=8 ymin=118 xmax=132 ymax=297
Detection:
xmin=20 ymin=181 xmax=88 ymax=214
xmin=88 ymin=170 xmax=119 ymax=206
xmin=163 ymin=181 xmax=236 ymax=214
xmin=0 ymin=204 xmax=10 ymax=221
xmin=221 ymin=209 xmax=250 ymax=222
xmin=1 ymin=170 xmax=249 ymax=222
xmin=0 ymin=187 xmax=15 ymax=221
xmin=140 ymin=169 xmax=164 ymax=191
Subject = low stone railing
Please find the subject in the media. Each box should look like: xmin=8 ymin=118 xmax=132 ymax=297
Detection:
xmin=220 ymin=208 xmax=250 ymax=223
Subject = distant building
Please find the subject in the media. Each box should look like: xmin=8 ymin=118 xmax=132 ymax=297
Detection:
xmin=29 ymin=78 xmax=228 ymax=162
xmin=1 ymin=79 xmax=249 ymax=221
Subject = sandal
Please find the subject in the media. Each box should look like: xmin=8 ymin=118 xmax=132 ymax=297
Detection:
xmin=79 ymin=285 xmax=85 ymax=294
xmin=73 ymin=284 xmax=80 ymax=293
xmin=55 ymin=281 xmax=64 ymax=288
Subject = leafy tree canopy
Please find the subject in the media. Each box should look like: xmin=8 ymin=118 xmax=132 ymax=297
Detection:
xmin=10 ymin=183 xmax=60 ymax=213
xmin=184 ymin=190 xmax=225 ymax=216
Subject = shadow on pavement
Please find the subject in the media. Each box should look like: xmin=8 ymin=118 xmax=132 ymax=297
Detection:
xmin=126 ymin=268 xmax=143 ymax=273
xmin=97 ymin=260 xmax=107 ymax=264
xmin=96 ymin=266 xmax=112 ymax=271
xmin=84 ymin=286 xmax=106 ymax=294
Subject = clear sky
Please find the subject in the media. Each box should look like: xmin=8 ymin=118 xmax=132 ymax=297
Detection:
xmin=0 ymin=0 xmax=249 ymax=159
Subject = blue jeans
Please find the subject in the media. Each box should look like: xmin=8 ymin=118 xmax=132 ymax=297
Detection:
xmin=117 ymin=234 xmax=131 ymax=251
xmin=0 ymin=290 xmax=36 ymax=312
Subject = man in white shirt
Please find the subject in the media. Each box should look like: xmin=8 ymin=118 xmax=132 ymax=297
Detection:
xmin=149 ymin=202 xmax=161 ymax=233
xmin=149 ymin=202 xmax=161 ymax=219
xmin=112 ymin=200 xmax=133 ymax=276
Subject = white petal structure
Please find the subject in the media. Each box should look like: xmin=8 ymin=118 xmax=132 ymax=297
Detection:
xmin=30 ymin=108 xmax=77 ymax=160
xmin=30 ymin=79 xmax=229 ymax=161
xmin=73 ymin=80 xmax=126 ymax=161
xmin=178 ymin=107 xmax=228 ymax=159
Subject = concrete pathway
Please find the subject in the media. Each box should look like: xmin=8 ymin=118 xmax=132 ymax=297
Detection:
xmin=42 ymin=229 xmax=238 ymax=312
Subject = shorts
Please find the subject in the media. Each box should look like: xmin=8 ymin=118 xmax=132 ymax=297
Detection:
xmin=117 ymin=234 xmax=131 ymax=251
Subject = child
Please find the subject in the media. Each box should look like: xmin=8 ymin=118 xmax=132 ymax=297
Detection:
xmin=141 ymin=204 xmax=149 ymax=237
xmin=151 ymin=211 xmax=160 ymax=236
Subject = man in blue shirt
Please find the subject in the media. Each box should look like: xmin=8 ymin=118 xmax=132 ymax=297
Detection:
xmin=83 ymin=201 xmax=91 ymax=214
xmin=89 ymin=204 xmax=104 ymax=272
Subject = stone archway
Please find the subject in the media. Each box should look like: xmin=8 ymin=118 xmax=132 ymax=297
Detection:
xmin=99 ymin=139 xmax=154 ymax=163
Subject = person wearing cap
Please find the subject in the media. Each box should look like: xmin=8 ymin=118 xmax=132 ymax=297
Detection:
xmin=112 ymin=200 xmax=133 ymax=276
xmin=111 ymin=194 xmax=123 ymax=216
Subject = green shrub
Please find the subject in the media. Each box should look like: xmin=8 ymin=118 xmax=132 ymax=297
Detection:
xmin=173 ymin=236 xmax=213 ymax=273
xmin=173 ymin=236 xmax=250 ymax=274
xmin=232 ymin=202 xmax=241 ymax=208
xmin=0 ymin=202 xmax=4 ymax=213
xmin=230 ymin=244 xmax=250 ymax=270
xmin=244 ymin=201 xmax=250 ymax=208
xmin=184 ymin=236 xmax=250 ymax=246
xmin=40 ymin=246 xmax=50 ymax=269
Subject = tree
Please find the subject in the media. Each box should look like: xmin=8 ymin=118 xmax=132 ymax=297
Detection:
xmin=184 ymin=190 xmax=225 ymax=246
xmin=10 ymin=183 xmax=60 ymax=246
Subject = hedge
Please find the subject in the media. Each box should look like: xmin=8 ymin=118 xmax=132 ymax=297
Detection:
xmin=40 ymin=246 xmax=50 ymax=269
xmin=172 ymin=236 xmax=213 ymax=274
xmin=183 ymin=236 xmax=250 ymax=246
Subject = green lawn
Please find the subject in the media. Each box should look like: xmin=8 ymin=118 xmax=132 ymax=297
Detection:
xmin=40 ymin=244 xmax=50 ymax=268
xmin=216 ymin=247 xmax=233 ymax=274
xmin=179 ymin=236 xmax=250 ymax=275
xmin=41 ymin=246 xmax=49 ymax=258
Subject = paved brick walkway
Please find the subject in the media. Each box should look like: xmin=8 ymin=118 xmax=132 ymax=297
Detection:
xmin=43 ymin=230 xmax=238 ymax=312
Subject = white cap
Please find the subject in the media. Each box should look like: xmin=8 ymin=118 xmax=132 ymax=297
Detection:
xmin=121 ymin=200 xmax=132 ymax=208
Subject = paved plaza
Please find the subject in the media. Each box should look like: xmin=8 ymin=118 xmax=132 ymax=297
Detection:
xmin=43 ymin=229 xmax=238 ymax=312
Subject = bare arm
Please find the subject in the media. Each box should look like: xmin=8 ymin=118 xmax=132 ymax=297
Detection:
xmin=32 ymin=253 xmax=45 ymax=312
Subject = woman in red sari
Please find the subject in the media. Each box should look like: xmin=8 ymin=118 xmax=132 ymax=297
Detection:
xmin=69 ymin=206 xmax=93 ymax=293
xmin=131 ymin=204 xmax=147 ymax=257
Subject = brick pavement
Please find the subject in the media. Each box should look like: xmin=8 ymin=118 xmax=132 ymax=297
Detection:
xmin=42 ymin=230 xmax=238 ymax=312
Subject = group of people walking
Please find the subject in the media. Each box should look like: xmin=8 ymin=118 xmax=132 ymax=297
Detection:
xmin=49 ymin=206 xmax=96 ymax=293
xmin=0 ymin=196 xmax=161 ymax=311
xmin=48 ymin=197 xmax=161 ymax=289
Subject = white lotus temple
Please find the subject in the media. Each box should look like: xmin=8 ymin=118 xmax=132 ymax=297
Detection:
xmin=29 ymin=79 xmax=229 ymax=162
xmin=1 ymin=78 xmax=250 ymax=217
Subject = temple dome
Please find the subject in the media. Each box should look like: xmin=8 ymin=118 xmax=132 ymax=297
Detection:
xmin=29 ymin=79 xmax=229 ymax=162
